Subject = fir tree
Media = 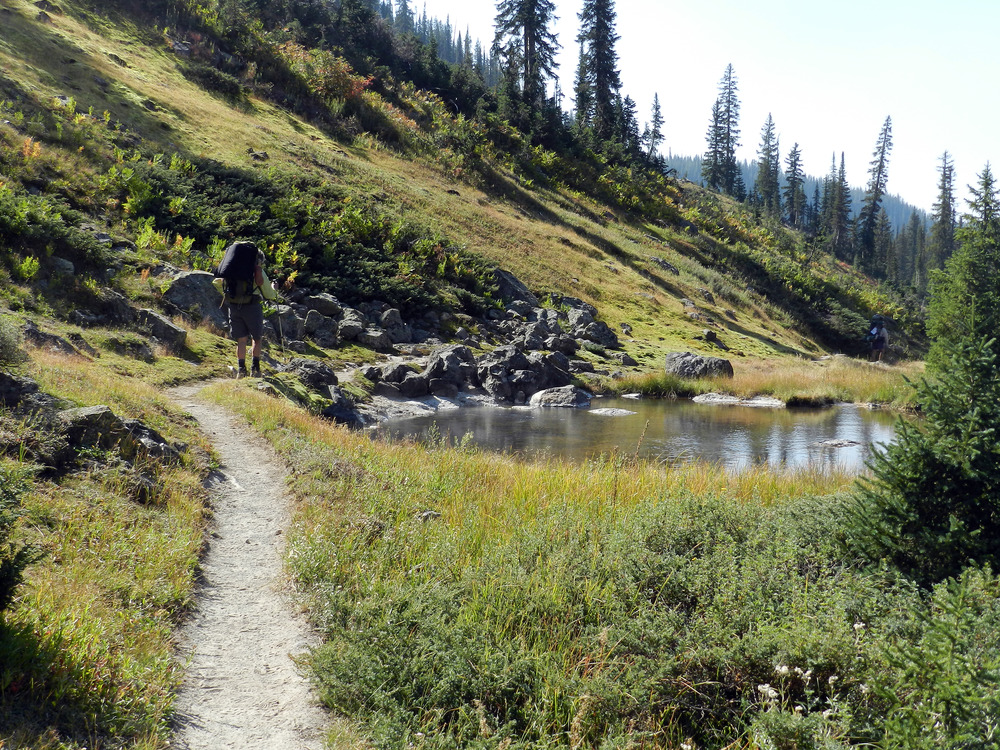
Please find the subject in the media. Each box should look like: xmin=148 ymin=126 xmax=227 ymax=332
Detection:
xmin=856 ymin=115 xmax=893 ymax=276
xmin=821 ymin=153 xmax=853 ymax=260
xmin=644 ymin=93 xmax=665 ymax=160
xmin=783 ymin=143 xmax=806 ymax=228
xmin=493 ymin=0 xmax=560 ymax=115
xmin=926 ymin=151 xmax=957 ymax=281
xmin=701 ymin=98 xmax=725 ymax=191
xmin=572 ymin=41 xmax=591 ymax=130
xmin=754 ymin=114 xmax=781 ymax=215
xmin=576 ymin=0 xmax=621 ymax=141
xmin=394 ymin=0 xmax=413 ymax=33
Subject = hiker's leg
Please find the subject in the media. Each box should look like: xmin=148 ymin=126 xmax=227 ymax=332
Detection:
xmin=236 ymin=336 xmax=249 ymax=360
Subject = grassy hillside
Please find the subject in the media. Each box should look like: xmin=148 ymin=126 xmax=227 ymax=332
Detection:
xmin=0 ymin=0 xmax=921 ymax=367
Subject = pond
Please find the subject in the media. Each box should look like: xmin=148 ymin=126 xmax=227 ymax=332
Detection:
xmin=372 ymin=397 xmax=899 ymax=473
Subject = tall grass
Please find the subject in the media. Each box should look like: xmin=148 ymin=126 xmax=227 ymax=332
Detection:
xmin=611 ymin=356 xmax=920 ymax=409
xmin=212 ymin=383 xmax=979 ymax=749
xmin=0 ymin=351 xmax=212 ymax=748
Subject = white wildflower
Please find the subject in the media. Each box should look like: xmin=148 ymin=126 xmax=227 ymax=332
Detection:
xmin=775 ymin=664 xmax=790 ymax=677
xmin=828 ymin=675 xmax=839 ymax=686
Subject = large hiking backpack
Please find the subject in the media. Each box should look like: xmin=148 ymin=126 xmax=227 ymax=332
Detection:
xmin=215 ymin=241 xmax=258 ymax=305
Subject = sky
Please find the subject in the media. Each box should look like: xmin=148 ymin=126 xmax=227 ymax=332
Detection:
xmin=412 ymin=0 xmax=999 ymax=214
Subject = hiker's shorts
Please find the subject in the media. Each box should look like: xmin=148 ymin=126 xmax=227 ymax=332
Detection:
xmin=228 ymin=300 xmax=264 ymax=341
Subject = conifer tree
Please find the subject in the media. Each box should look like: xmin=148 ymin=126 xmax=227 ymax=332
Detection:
xmin=394 ymin=0 xmax=413 ymax=33
xmin=821 ymin=153 xmax=853 ymax=260
xmin=925 ymin=151 xmax=957 ymax=279
xmin=572 ymin=41 xmax=591 ymax=130
xmin=493 ymin=0 xmax=560 ymax=115
xmin=927 ymin=163 xmax=1000 ymax=369
xmin=783 ymin=143 xmax=806 ymax=228
xmin=644 ymin=93 xmax=665 ymax=160
xmin=576 ymin=0 xmax=621 ymax=141
xmin=754 ymin=114 xmax=781 ymax=215
xmin=702 ymin=65 xmax=741 ymax=198
xmin=856 ymin=116 xmax=893 ymax=276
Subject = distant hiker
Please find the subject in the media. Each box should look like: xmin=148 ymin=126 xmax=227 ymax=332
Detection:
xmin=868 ymin=314 xmax=889 ymax=362
xmin=213 ymin=241 xmax=278 ymax=378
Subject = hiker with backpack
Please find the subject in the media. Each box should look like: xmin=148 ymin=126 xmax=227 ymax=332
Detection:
xmin=867 ymin=314 xmax=890 ymax=362
xmin=213 ymin=241 xmax=278 ymax=378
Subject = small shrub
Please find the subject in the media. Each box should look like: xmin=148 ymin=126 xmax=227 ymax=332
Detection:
xmin=0 ymin=315 xmax=26 ymax=368
xmin=13 ymin=256 xmax=39 ymax=282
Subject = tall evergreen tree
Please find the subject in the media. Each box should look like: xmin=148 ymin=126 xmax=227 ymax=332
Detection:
xmin=702 ymin=64 xmax=742 ymax=198
xmin=754 ymin=114 xmax=781 ymax=215
xmin=644 ymin=93 xmax=665 ymax=160
xmin=394 ymin=0 xmax=413 ymax=32
xmin=576 ymin=0 xmax=621 ymax=141
xmin=856 ymin=115 xmax=893 ymax=276
xmin=925 ymin=151 xmax=958 ymax=280
xmin=927 ymin=163 xmax=1000 ymax=369
xmin=572 ymin=41 xmax=591 ymax=130
xmin=493 ymin=0 xmax=560 ymax=116
xmin=821 ymin=152 xmax=853 ymax=260
xmin=783 ymin=143 xmax=806 ymax=228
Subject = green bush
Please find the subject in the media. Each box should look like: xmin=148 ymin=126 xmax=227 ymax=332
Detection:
xmin=0 ymin=315 xmax=25 ymax=368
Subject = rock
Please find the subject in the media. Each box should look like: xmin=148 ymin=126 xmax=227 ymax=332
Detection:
xmin=507 ymin=300 xmax=534 ymax=318
xmin=357 ymin=328 xmax=393 ymax=351
xmin=545 ymin=334 xmax=579 ymax=355
xmin=269 ymin=305 xmax=306 ymax=343
xmin=589 ymin=408 xmax=637 ymax=417
xmin=579 ymin=321 xmax=620 ymax=349
xmin=50 ymin=257 xmax=74 ymax=276
xmin=66 ymin=333 xmax=98 ymax=357
xmin=337 ymin=308 xmax=366 ymax=341
xmin=381 ymin=362 xmax=415 ymax=383
xmin=611 ymin=352 xmax=638 ymax=367
xmin=303 ymin=309 xmax=326 ymax=335
xmin=22 ymin=321 xmax=78 ymax=355
xmin=304 ymin=293 xmax=343 ymax=317
xmin=651 ymin=257 xmax=680 ymax=275
xmin=162 ymin=271 xmax=227 ymax=330
xmin=311 ymin=318 xmax=339 ymax=348
xmin=692 ymin=393 xmax=784 ymax=408
xmin=664 ymin=351 xmax=734 ymax=379
xmin=493 ymin=268 xmax=539 ymax=307
xmin=567 ymin=308 xmax=595 ymax=330
xmin=58 ymin=405 xmax=178 ymax=461
xmin=121 ymin=419 xmax=180 ymax=461
xmin=277 ymin=358 xmax=339 ymax=390
xmin=529 ymin=385 xmax=592 ymax=408
xmin=422 ymin=345 xmax=478 ymax=389
xmin=0 ymin=372 xmax=59 ymax=413
xmin=322 ymin=386 xmax=365 ymax=428
xmin=357 ymin=365 xmax=382 ymax=383
xmin=397 ymin=372 xmax=430 ymax=398
xmin=812 ymin=438 xmax=861 ymax=448
xmin=136 ymin=309 xmax=187 ymax=349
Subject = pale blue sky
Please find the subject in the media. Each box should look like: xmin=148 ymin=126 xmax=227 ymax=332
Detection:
xmin=415 ymin=0 xmax=997 ymax=213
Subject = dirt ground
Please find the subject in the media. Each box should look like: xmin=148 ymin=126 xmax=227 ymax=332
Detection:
xmin=169 ymin=384 xmax=328 ymax=749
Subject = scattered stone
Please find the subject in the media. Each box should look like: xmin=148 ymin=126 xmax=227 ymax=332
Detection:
xmin=664 ymin=351 xmax=734 ymax=379
xmin=692 ymin=393 xmax=785 ymax=408
xmin=529 ymin=385 xmax=592 ymax=408
xmin=589 ymin=408 xmax=636 ymax=417
xmin=303 ymin=293 xmax=342 ymax=317
xmin=136 ymin=308 xmax=187 ymax=349
xmin=277 ymin=358 xmax=339 ymax=390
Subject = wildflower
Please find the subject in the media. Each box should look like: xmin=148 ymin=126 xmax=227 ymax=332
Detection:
xmin=853 ymin=621 xmax=866 ymax=632
xmin=757 ymin=683 xmax=779 ymax=701
xmin=775 ymin=664 xmax=790 ymax=677
xmin=794 ymin=704 xmax=804 ymax=716
xmin=828 ymin=675 xmax=839 ymax=686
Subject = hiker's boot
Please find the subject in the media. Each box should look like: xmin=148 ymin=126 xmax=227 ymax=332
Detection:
xmin=237 ymin=367 xmax=248 ymax=379
xmin=251 ymin=365 xmax=261 ymax=378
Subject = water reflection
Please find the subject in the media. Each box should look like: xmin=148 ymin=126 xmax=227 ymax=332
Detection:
xmin=373 ymin=397 xmax=899 ymax=473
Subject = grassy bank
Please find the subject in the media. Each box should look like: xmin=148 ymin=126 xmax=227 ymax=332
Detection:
xmin=0 ymin=351 xmax=213 ymax=749
xmin=607 ymin=355 xmax=921 ymax=409
xmin=211 ymin=380 xmax=996 ymax=750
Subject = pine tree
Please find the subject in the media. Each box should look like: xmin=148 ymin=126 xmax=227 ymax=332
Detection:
xmin=926 ymin=151 xmax=957 ymax=279
xmin=493 ymin=0 xmax=560 ymax=116
xmin=927 ymin=163 xmax=1000 ymax=369
xmin=394 ymin=0 xmax=413 ymax=33
xmin=821 ymin=153 xmax=853 ymax=260
xmin=783 ymin=143 xmax=806 ymax=228
xmin=576 ymin=0 xmax=621 ymax=141
xmin=701 ymin=98 xmax=725 ymax=191
xmin=708 ymin=64 xmax=742 ymax=198
xmin=572 ymin=41 xmax=591 ymax=130
xmin=644 ymin=93 xmax=665 ymax=160
xmin=856 ymin=115 xmax=893 ymax=276
xmin=754 ymin=114 xmax=781 ymax=215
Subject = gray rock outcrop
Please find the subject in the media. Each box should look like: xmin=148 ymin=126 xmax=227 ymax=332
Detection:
xmin=163 ymin=271 xmax=227 ymax=329
xmin=664 ymin=352 xmax=734 ymax=379
xmin=136 ymin=309 xmax=187 ymax=349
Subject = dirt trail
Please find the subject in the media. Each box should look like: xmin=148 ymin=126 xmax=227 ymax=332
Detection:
xmin=169 ymin=383 xmax=327 ymax=749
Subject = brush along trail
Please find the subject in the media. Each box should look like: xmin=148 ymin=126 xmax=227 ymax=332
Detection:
xmin=169 ymin=383 xmax=327 ymax=749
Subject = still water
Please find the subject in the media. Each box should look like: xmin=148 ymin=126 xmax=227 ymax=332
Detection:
xmin=373 ymin=397 xmax=899 ymax=473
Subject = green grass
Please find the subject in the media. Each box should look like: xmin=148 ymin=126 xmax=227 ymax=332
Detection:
xmin=0 ymin=351 xmax=213 ymax=749
xmin=206 ymin=382 xmax=1000 ymax=750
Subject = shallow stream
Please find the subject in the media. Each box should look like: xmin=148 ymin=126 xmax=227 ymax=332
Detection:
xmin=373 ymin=397 xmax=899 ymax=473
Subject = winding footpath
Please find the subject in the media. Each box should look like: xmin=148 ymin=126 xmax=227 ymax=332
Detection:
xmin=169 ymin=384 xmax=327 ymax=749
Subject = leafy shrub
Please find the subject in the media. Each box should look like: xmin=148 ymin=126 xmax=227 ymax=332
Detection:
xmin=179 ymin=60 xmax=248 ymax=104
xmin=0 ymin=315 xmax=26 ymax=368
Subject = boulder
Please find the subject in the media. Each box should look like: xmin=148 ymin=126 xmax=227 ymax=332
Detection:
xmin=311 ymin=318 xmax=340 ymax=349
xmin=529 ymin=385 xmax=592 ymax=408
xmin=136 ymin=309 xmax=187 ymax=349
xmin=322 ymin=386 xmax=364 ymax=428
xmin=22 ymin=321 xmax=78 ymax=355
xmin=0 ymin=372 xmax=60 ymax=413
xmin=58 ymin=405 xmax=178 ymax=461
xmin=304 ymin=293 xmax=343 ymax=317
xmin=381 ymin=362 xmax=415 ymax=383
xmin=422 ymin=345 xmax=478 ymax=389
xmin=545 ymin=334 xmax=579 ymax=355
xmin=493 ymin=268 xmax=539 ymax=307
xmin=303 ymin=309 xmax=326 ymax=335
xmin=162 ymin=271 xmax=227 ymax=329
xmin=277 ymin=358 xmax=339 ymax=390
xmin=579 ymin=321 xmax=620 ymax=349
xmin=337 ymin=308 xmax=366 ymax=341
xmin=357 ymin=328 xmax=393 ymax=351
xmin=397 ymin=372 xmax=430 ymax=398
xmin=269 ymin=305 xmax=306 ymax=342
xmin=664 ymin=351 xmax=734 ymax=379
